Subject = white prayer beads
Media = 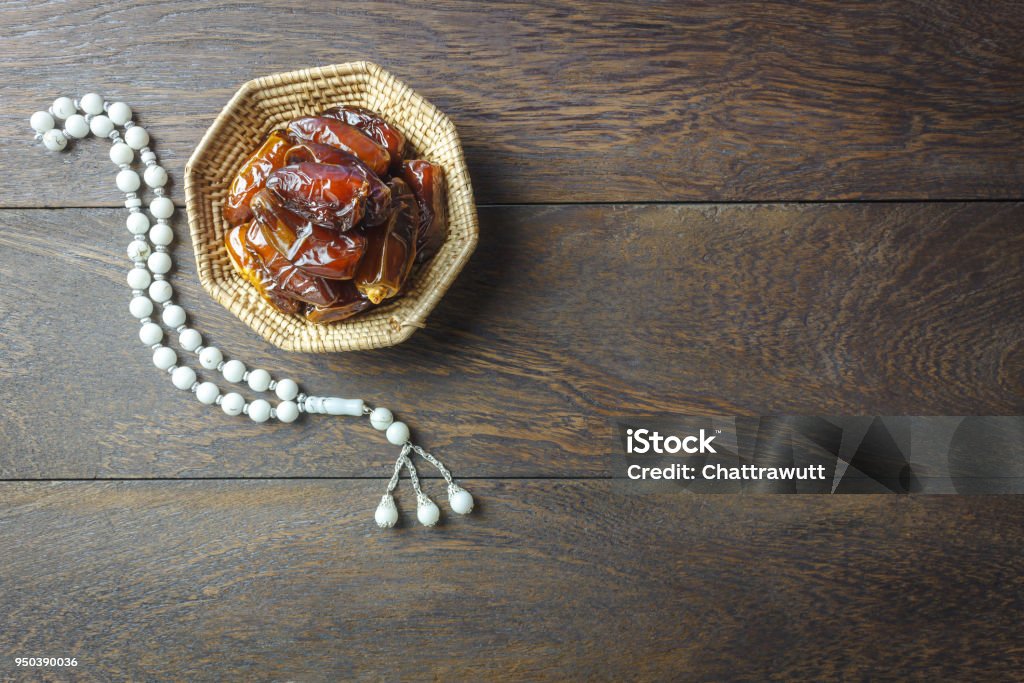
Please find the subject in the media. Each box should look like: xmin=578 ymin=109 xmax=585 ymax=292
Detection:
xmin=30 ymin=93 xmax=473 ymax=528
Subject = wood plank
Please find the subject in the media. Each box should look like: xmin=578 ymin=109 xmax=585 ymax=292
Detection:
xmin=1 ymin=203 xmax=1020 ymax=479
xmin=3 ymin=0 xmax=1024 ymax=206
xmin=0 ymin=481 xmax=1022 ymax=680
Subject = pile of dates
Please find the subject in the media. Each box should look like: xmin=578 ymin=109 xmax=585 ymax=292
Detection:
xmin=223 ymin=106 xmax=446 ymax=324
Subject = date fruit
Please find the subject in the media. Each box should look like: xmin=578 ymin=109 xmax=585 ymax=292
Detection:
xmin=224 ymin=223 xmax=302 ymax=314
xmin=265 ymin=161 xmax=391 ymax=231
xmin=398 ymin=159 xmax=447 ymax=264
xmin=287 ymin=116 xmax=390 ymax=177
xmin=355 ymin=178 xmax=419 ymax=304
xmin=306 ymin=280 xmax=374 ymax=324
xmin=321 ymin=105 xmax=408 ymax=169
xmin=250 ymin=188 xmax=367 ymax=280
xmin=224 ymin=130 xmax=292 ymax=225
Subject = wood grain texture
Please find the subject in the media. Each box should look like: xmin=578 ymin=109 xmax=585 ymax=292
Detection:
xmin=0 ymin=481 xmax=1022 ymax=681
xmin=3 ymin=0 xmax=1024 ymax=206
xmin=1 ymin=203 xmax=1020 ymax=478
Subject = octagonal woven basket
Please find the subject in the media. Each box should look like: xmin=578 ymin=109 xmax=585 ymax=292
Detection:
xmin=184 ymin=62 xmax=478 ymax=352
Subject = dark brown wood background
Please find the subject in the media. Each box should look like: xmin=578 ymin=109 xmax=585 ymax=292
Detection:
xmin=1 ymin=1 xmax=1022 ymax=680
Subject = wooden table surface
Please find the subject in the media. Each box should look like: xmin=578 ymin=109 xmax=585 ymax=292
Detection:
xmin=2 ymin=1 xmax=1023 ymax=680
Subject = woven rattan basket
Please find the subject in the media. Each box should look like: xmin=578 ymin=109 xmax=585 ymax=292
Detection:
xmin=184 ymin=62 xmax=478 ymax=352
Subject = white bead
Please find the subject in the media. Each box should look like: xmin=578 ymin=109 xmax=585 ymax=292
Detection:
xmin=199 ymin=346 xmax=223 ymax=370
xmin=147 ymin=252 xmax=171 ymax=274
xmin=150 ymin=196 xmax=174 ymax=219
xmin=248 ymin=399 xmax=271 ymax=423
xmin=140 ymin=150 xmax=157 ymax=164
xmin=115 ymin=169 xmax=140 ymax=193
xmin=144 ymin=165 xmax=168 ymax=188
xmin=375 ymin=495 xmax=399 ymax=529
xmin=317 ymin=397 xmax=364 ymax=416
xmin=89 ymin=114 xmax=114 ymax=138
xmin=386 ymin=421 xmax=410 ymax=446
xmin=179 ymin=328 xmax=202 ymax=352
xmin=222 ymin=359 xmax=245 ymax=383
xmin=171 ymin=366 xmax=197 ymax=391
xmin=80 ymin=93 xmax=104 ymax=115
xmin=221 ymin=392 xmax=245 ymax=416
xmin=148 ymin=280 xmax=173 ymax=303
xmin=126 ymin=267 xmax=151 ymax=290
xmin=126 ymin=212 xmax=149 ymax=234
xmin=124 ymin=125 xmax=149 ymax=149
xmin=417 ymin=499 xmax=440 ymax=527
xmin=42 ymin=129 xmax=67 ymax=151
xmin=195 ymin=381 xmax=220 ymax=405
xmin=129 ymin=296 xmax=153 ymax=319
xmin=64 ymin=114 xmax=89 ymax=139
xmin=107 ymin=101 xmax=132 ymax=126
xmin=139 ymin=322 xmax=163 ymax=346
xmin=127 ymin=240 xmax=151 ymax=261
xmin=247 ymin=368 xmax=271 ymax=392
xmin=110 ymin=142 xmax=134 ymax=165
xmin=276 ymin=400 xmax=299 ymax=423
xmin=51 ymin=97 xmax=76 ymax=119
xmin=369 ymin=407 xmax=393 ymax=431
xmin=152 ymin=346 xmax=177 ymax=370
xmin=274 ymin=378 xmax=299 ymax=401
xmin=30 ymin=111 xmax=55 ymax=133
xmin=449 ymin=489 xmax=474 ymax=515
xmin=148 ymin=222 xmax=173 ymax=246
xmin=161 ymin=304 xmax=186 ymax=328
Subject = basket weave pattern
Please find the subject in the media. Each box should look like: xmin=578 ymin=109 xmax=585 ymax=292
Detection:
xmin=184 ymin=62 xmax=478 ymax=352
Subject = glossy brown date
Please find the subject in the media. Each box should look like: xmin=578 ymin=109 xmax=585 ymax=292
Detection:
xmin=305 ymin=280 xmax=374 ymax=324
xmin=321 ymin=105 xmax=407 ymax=169
xmin=355 ymin=178 xmax=419 ymax=304
xmin=398 ymin=159 xmax=448 ymax=264
xmin=224 ymin=130 xmax=292 ymax=226
xmin=243 ymin=221 xmax=342 ymax=308
xmin=250 ymin=189 xmax=367 ymax=280
xmin=287 ymin=117 xmax=390 ymax=177
xmin=285 ymin=140 xmax=360 ymax=167
xmin=224 ymin=223 xmax=302 ymax=314
xmin=265 ymin=161 xmax=391 ymax=231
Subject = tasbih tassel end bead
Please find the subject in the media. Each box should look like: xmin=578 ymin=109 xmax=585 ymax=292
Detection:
xmin=375 ymin=494 xmax=399 ymax=529
xmin=417 ymin=495 xmax=441 ymax=527
xmin=448 ymin=485 xmax=474 ymax=515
